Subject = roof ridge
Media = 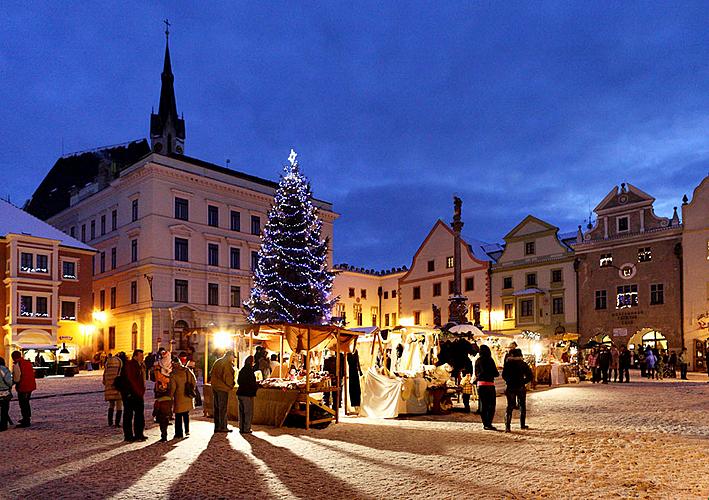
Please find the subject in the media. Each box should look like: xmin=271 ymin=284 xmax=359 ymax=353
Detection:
xmin=61 ymin=139 xmax=146 ymax=159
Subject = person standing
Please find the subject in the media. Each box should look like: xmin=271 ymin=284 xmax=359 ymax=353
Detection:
xmin=638 ymin=348 xmax=646 ymax=378
xmin=618 ymin=346 xmax=631 ymax=383
xmin=678 ymin=348 xmax=689 ymax=380
xmin=597 ymin=347 xmax=611 ymax=384
xmin=153 ymin=352 xmax=173 ymax=442
xmin=502 ymin=348 xmax=533 ymax=432
xmin=655 ymin=350 xmax=665 ymax=380
xmin=169 ymin=357 xmax=196 ymax=439
xmin=122 ymin=349 xmax=147 ymax=442
xmin=587 ymin=349 xmax=598 ymax=383
xmin=610 ymin=345 xmax=620 ymax=383
xmin=11 ymin=351 xmax=36 ymax=428
xmin=103 ymin=353 xmax=123 ymax=427
xmin=645 ymin=348 xmax=656 ymax=379
xmin=237 ymin=355 xmax=258 ymax=434
xmin=210 ymin=350 xmax=235 ymax=433
xmin=474 ymin=344 xmax=499 ymax=431
xmin=0 ymin=357 xmax=13 ymax=432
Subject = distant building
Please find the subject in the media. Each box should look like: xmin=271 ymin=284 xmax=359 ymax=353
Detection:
xmin=25 ymin=33 xmax=336 ymax=358
xmin=681 ymin=175 xmax=709 ymax=371
xmin=398 ymin=220 xmax=492 ymax=328
xmin=574 ymin=183 xmax=683 ymax=351
xmin=0 ymin=199 xmax=94 ymax=364
xmin=331 ymin=266 xmax=406 ymax=328
xmin=490 ymin=215 xmax=577 ymax=338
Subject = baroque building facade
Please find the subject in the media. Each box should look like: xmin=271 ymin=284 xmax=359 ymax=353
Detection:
xmin=489 ymin=216 xmax=577 ymax=337
xmin=681 ymin=174 xmax=709 ymax=371
xmin=26 ymin=35 xmax=336 ymax=358
xmin=574 ymin=183 xmax=683 ymax=351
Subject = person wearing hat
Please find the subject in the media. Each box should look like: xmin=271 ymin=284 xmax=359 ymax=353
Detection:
xmin=209 ymin=350 xmax=235 ymax=433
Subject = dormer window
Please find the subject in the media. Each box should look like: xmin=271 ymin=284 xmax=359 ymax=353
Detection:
xmin=617 ymin=215 xmax=629 ymax=233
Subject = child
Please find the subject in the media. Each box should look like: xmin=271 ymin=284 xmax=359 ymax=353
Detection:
xmin=460 ymin=370 xmax=474 ymax=413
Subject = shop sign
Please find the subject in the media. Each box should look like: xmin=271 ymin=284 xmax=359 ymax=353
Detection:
xmin=59 ymin=335 xmax=73 ymax=341
xmin=612 ymin=328 xmax=627 ymax=337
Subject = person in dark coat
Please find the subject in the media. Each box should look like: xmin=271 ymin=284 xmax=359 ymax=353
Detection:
xmin=474 ymin=344 xmax=499 ymax=431
xmin=597 ymin=347 xmax=611 ymax=384
xmin=121 ymin=349 xmax=147 ymax=442
xmin=618 ymin=346 xmax=632 ymax=383
xmin=501 ymin=348 xmax=533 ymax=432
xmin=347 ymin=348 xmax=363 ymax=408
xmin=236 ymin=355 xmax=258 ymax=434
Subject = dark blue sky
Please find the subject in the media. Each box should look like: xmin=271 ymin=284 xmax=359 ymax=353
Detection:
xmin=2 ymin=2 xmax=708 ymax=268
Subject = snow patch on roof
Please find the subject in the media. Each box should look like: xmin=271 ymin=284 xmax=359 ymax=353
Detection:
xmin=0 ymin=199 xmax=95 ymax=251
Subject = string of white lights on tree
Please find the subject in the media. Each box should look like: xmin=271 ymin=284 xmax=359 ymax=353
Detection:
xmin=245 ymin=149 xmax=337 ymax=324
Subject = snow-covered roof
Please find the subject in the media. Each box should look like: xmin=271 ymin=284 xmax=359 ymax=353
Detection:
xmin=466 ymin=237 xmax=501 ymax=263
xmin=0 ymin=199 xmax=95 ymax=251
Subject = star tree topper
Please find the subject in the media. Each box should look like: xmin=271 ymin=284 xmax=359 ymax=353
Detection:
xmin=288 ymin=148 xmax=298 ymax=166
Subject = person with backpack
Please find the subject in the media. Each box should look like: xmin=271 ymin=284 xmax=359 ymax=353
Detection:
xmin=502 ymin=348 xmax=533 ymax=432
xmin=0 ymin=357 xmax=13 ymax=431
xmin=103 ymin=353 xmax=123 ymax=428
xmin=11 ymin=351 xmax=36 ymax=428
xmin=169 ymin=356 xmax=197 ymax=439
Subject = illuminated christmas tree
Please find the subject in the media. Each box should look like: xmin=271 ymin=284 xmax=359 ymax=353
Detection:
xmin=245 ymin=149 xmax=336 ymax=324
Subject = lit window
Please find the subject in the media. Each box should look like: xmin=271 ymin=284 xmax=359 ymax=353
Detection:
xmin=446 ymin=256 xmax=454 ymax=269
xmin=353 ymin=304 xmax=363 ymax=326
xmin=637 ymin=247 xmax=652 ymax=262
xmin=600 ymin=253 xmax=613 ymax=267
xmin=616 ymin=284 xmax=638 ymax=309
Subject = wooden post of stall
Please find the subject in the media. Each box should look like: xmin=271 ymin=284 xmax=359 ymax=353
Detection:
xmin=335 ymin=329 xmax=341 ymax=423
xmin=305 ymin=327 xmax=311 ymax=430
xmin=343 ymin=333 xmax=349 ymax=415
xmin=279 ymin=333 xmax=284 ymax=379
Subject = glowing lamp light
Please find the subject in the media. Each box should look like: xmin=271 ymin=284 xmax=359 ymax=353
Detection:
xmin=213 ymin=331 xmax=232 ymax=350
xmin=532 ymin=342 xmax=543 ymax=363
xmin=399 ymin=317 xmax=415 ymax=327
xmin=92 ymin=311 xmax=107 ymax=322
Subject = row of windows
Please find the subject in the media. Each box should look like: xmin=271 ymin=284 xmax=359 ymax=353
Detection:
xmin=70 ymin=208 xmax=120 ymax=243
xmin=175 ymin=238 xmax=258 ymax=270
xmin=347 ymin=288 xmax=399 ymax=300
xmin=594 ymin=283 xmax=664 ymax=310
xmin=427 ymin=257 xmax=455 ymax=272
xmin=19 ymin=253 xmax=81 ymax=281
xmin=175 ymin=280 xmax=242 ymax=307
xmin=599 ymin=247 xmax=654 ymax=267
xmin=412 ymin=277 xmax=475 ymax=300
xmin=18 ymin=295 xmax=79 ymax=321
xmin=502 ymin=269 xmax=563 ymax=290
xmin=175 ymin=197 xmax=261 ymax=234
xmin=502 ymin=296 xmax=564 ymax=320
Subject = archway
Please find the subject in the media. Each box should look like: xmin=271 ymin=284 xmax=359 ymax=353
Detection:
xmin=628 ymin=329 xmax=667 ymax=351
xmin=591 ymin=334 xmax=613 ymax=346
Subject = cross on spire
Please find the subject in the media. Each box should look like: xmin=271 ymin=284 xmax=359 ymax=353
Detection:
xmin=163 ymin=18 xmax=171 ymax=39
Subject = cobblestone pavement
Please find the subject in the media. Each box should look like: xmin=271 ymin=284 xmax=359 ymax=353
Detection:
xmin=0 ymin=371 xmax=707 ymax=499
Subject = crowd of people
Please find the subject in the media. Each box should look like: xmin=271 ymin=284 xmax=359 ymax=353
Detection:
xmin=584 ymin=344 xmax=690 ymax=383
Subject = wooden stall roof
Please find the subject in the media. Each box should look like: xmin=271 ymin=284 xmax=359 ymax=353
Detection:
xmin=253 ymin=323 xmax=362 ymax=352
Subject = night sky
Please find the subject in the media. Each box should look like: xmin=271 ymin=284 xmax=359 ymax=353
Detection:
xmin=2 ymin=2 xmax=708 ymax=269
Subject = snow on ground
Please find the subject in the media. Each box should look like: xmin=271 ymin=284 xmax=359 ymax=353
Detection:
xmin=0 ymin=371 xmax=707 ymax=500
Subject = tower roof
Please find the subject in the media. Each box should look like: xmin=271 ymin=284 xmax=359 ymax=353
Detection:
xmin=150 ymin=23 xmax=185 ymax=152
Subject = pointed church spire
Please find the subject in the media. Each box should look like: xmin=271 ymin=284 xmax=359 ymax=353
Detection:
xmin=150 ymin=19 xmax=185 ymax=155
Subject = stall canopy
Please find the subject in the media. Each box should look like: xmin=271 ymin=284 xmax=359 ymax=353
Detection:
xmin=253 ymin=323 xmax=360 ymax=352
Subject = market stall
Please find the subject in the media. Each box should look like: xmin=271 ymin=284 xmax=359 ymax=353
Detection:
xmin=514 ymin=331 xmax=579 ymax=386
